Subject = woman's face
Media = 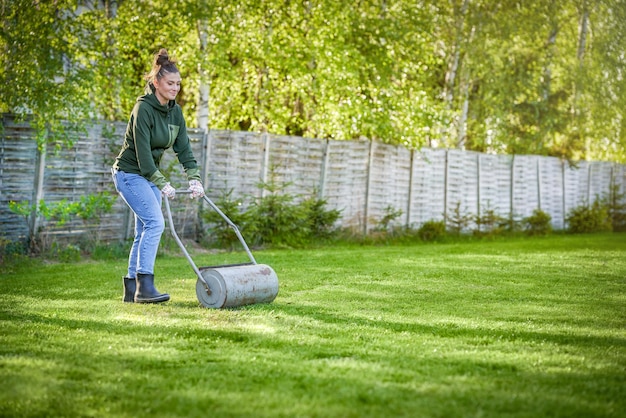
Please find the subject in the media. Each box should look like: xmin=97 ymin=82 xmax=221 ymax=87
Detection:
xmin=153 ymin=72 xmax=181 ymax=105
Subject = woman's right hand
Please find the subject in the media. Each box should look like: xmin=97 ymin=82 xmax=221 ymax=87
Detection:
xmin=161 ymin=183 xmax=176 ymax=200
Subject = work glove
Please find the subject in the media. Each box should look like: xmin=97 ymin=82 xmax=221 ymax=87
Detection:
xmin=161 ymin=183 xmax=176 ymax=200
xmin=188 ymin=179 xmax=205 ymax=199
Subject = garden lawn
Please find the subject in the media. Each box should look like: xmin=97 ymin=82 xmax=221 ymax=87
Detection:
xmin=1 ymin=234 xmax=625 ymax=418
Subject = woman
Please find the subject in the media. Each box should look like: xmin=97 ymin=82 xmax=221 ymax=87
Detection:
xmin=112 ymin=49 xmax=204 ymax=303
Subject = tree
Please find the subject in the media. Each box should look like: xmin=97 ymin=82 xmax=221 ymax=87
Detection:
xmin=0 ymin=0 xmax=96 ymax=144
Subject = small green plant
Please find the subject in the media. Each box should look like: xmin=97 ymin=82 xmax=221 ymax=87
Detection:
xmin=474 ymin=203 xmax=508 ymax=237
xmin=48 ymin=242 xmax=82 ymax=263
xmin=566 ymin=200 xmax=612 ymax=233
xmin=8 ymin=193 xmax=115 ymax=256
xmin=247 ymin=192 xmax=309 ymax=248
xmin=201 ymin=189 xmax=251 ymax=249
xmin=375 ymin=205 xmax=403 ymax=232
xmin=523 ymin=209 xmax=553 ymax=236
xmin=446 ymin=201 xmax=472 ymax=236
xmin=604 ymin=184 xmax=626 ymax=232
xmin=300 ymin=196 xmax=341 ymax=240
xmin=418 ymin=220 xmax=447 ymax=242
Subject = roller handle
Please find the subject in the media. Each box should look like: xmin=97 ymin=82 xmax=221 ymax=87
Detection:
xmin=163 ymin=191 xmax=257 ymax=287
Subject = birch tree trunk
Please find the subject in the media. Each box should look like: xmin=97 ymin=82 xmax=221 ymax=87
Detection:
xmin=442 ymin=0 xmax=470 ymax=148
xmin=576 ymin=2 xmax=590 ymax=158
xmin=196 ymin=18 xmax=210 ymax=131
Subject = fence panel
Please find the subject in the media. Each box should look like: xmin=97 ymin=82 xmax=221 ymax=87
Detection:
xmin=479 ymin=153 xmax=512 ymax=221
xmin=266 ymin=134 xmax=326 ymax=200
xmin=538 ymin=157 xmax=566 ymax=229
xmin=512 ymin=155 xmax=540 ymax=222
xmin=204 ymin=130 xmax=265 ymax=202
xmin=589 ymin=162 xmax=615 ymax=202
xmin=0 ymin=118 xmax=38 ymax=243
xmin=447 ymin=149 xmax=479 ymax=226
xmin=409 ymin=148 xmax=447 ymax=226
xmin=563 ymin=162 xmax=588 ymax=225
xmin=367 ymin=141 xmax=412 ymax=229
xmin=322 ymin=140 xmax=370 ymax=231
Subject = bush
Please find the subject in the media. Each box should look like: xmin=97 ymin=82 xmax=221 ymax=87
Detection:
xmin=418 ymin=220 xmax=447 ymax=242
xmin=446 ymin=201 xmax=472 ymax=236
xmin=523 ymin=209 xmax=553 ymax=236
xmin=247 ymin=192 xmax=310 ymax=247
xmin=202 ymin=188 xmax=341 ymax=249
xmin=201 ymin=190 xmax=252 ymax=250
xmin=605 ymin=184 xmax=626 ymax=232
xmin=301 ymin=196 xmax=341 ymax=240
xmin=566 ymin=200 xmax=612 ymax=233
xmin=473 ymin=205 xmax=508 ymax=237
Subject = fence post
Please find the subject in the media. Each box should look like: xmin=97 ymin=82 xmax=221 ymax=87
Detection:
xmin=261 ymin=133 xmax=271 ymax=198
xmin=319 ymin=139 xmax=330 ymax=200
xmin=561 ymin=159 xmax=566 ymax=229
xmin=363 ymin=140 xmax=375 ymax=235
xmin=587 ymin=163 xmax=592 ymax=202
xmin=406 ymin=149 xmax=415 ymax=228
xmin=29 ymin=142 xmax=46 ymax=248
xmin=477 ymin=153 xmax=481 ymax=229
xmin=443 ymin=149 xmax=449 ymax=224
xmin=537 ymin=157 xmax=542 ymax=210
xmin=510 ymin=154 xmax=515 ymax=225
xmin=200 ymin=128 xmax=211 ymax=188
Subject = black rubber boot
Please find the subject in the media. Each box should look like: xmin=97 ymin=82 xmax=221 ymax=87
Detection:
xmin=135 ymin=273 xmax=170 ymax=303
xmin=123 ymin=276 xmax=136 ymax=303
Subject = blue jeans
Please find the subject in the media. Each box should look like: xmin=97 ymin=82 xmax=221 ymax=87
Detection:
xmin=112 ymin=169 xmax=164 ymax=277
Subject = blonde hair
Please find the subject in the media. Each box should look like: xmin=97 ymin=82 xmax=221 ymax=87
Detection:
xmin=144 ymin=48 xmax=179 ymax=84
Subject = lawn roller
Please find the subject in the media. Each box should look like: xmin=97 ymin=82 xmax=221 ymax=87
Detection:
xmin=163 ymin=190 xmax=279 ymax=308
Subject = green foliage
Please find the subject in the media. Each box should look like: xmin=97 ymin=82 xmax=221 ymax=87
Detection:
xmin=202 ymin=188 xmax=340 ymax=249
xmin=8 ymin=193 xmax=115 ymax=254
xmin=446 ymin=201 xmax=473 ymax=235
xmin=48 ymin=243 xmax=82 ymax=263
xmin=2 ymin=0 xmax=625 ymax=162
xmin=9 ymin=193 xmax=114 ymax=227
xmin=566 ymin=200 xmax=613 ymax=234
xmin=373 ymin=205 xmax=404 ymax=232
xmin=300 ymin=195 xmax=341 ymax=240
xmin=604 ymin=184 xmax=626 ymax=232
xmin=522 ymin=209 xmax=553 ymax=236
xmin=417 ymin=220 xmax=447 ymax=242
xmin=473 ymin=204 xmax=509 ymax=237
xmin=0 ymin=238 xmax=28 ymax=265
xmin=201 ymin=190 xmax=252 ymax=250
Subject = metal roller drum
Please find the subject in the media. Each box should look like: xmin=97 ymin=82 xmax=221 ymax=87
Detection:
xmin=196 ymin=264 xmax=279 ymax=308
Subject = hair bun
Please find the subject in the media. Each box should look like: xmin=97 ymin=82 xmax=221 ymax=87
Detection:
xmin=156 ymin=48 xmax=170 ymax=66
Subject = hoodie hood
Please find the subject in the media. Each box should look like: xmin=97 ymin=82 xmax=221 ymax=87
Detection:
xmin=138 ymin=83 xmax=175 ymax=114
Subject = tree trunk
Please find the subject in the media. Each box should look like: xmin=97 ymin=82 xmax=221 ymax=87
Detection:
xmin=196 ymin=18 xmax=210 ymax=130
xmin=576 ymin=2 xmax=590 ymax=157
xmin=444 ymin=0 xmax=469 ymax=107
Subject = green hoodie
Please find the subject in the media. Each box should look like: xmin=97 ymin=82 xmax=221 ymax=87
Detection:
xmin=112 ymin=88 xmax=200 ymax=189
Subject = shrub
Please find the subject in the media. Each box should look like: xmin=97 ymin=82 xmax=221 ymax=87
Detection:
xmin=301 ymin=196 xmax=341 ymax=240
xmin=604 ymin=184 xmax=626 ymax=232
xmin=446 ymin=201 xmax=472 ymax=235
xmin=418 ymin=220 xmax=447 ymax=242
xmin=566 ymin=200 xmax=612 ymax=233
xmin=523 ymin=209 xmax=553 ymax=236
xmin=375 ymin=206 xmax=404 ymax=232
xmin=202 ymin=189 xmax=341 ymax=249
xmin=473 ymin=205 xmax=508 ymax=237
xmin=201 ymin=190 xmax=252 ymax=249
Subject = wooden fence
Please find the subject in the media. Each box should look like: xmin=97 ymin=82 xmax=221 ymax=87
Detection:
xmin=1 ymin=114 xmax=625 ymax=247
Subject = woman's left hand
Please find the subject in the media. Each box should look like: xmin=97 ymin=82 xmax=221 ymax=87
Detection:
xmin=188 ymin=180 xmax=205 ymax=199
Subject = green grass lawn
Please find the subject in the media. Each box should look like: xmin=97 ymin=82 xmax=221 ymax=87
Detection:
xmin=1 ymin=234 xmax=625 ymax=418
